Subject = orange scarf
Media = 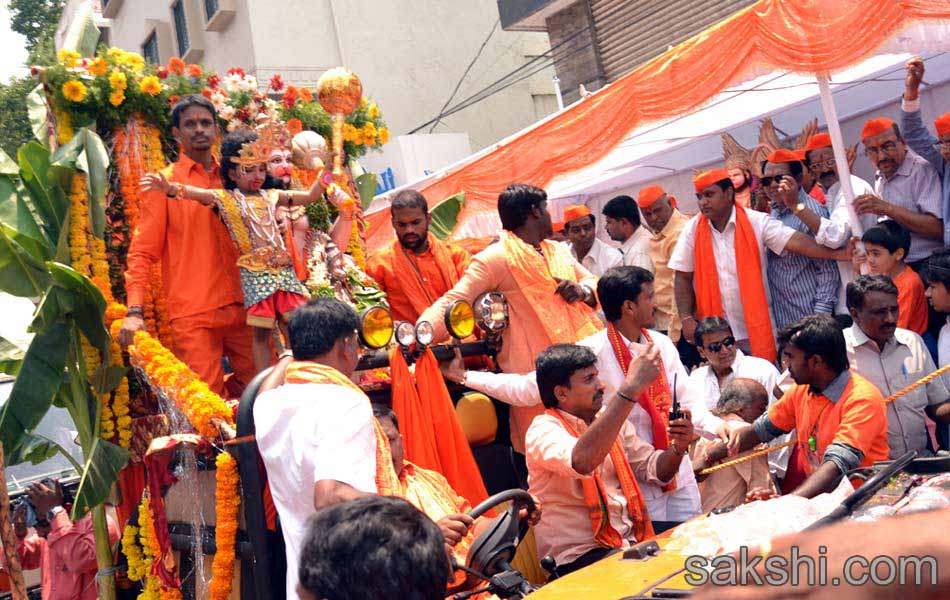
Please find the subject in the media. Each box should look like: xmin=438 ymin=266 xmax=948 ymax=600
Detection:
xmin=548 ymin=409 xmax=654 ymax=546
xmin=390 ymin=233 xmax=465 ymax=316
xmin=398 ymin=462 xmax=476 ymax=563
xmin=693 ymin=205 xmax=776 ymax=363
xmin=502 ymin=231 xmax=602 ymax=345
xmin=605 ymin=324 xmax=676 ymax=493
xmin=284 ymin=360 xmax=399 ymax=495
xmin=389 ymin=347 xmax=441 ymax=471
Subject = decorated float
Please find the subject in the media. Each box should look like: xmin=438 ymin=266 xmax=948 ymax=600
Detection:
xmin=0 ymin=33 xmax=513 ymax=600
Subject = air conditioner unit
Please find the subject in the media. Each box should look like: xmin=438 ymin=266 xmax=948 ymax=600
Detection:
xmin=204 ymin=0 xmax=236 ymax=32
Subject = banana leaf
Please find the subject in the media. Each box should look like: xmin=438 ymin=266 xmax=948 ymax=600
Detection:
xmin=0 ymin=175 xmax=51 ymax=255
xmin=53 ymin=129 xmax=110 ymax=238
xmin=428 ymin=192 xmax=466 ymax=240
xmin=0 ymin=148 xmax=17 ymax=175
xmin=0 ymin=335 xmax=26 ymax=376
xmin=26 ymin=85 xmax=48 ymax=149
xmin=355 ymin=172 xmax=378 ymax=211
xmin=47 ymin=262 xmax=109 ymax=356
xmin=71 ymin=438 xmax=129 ymax=520
xmin=0 ymin=322 xmax=70 ymax=454
xmin=19 ymin=142 xmax=67 ymax=245
xmin=0 ymin=225 xmax=50 ymax=297
xmin=5 ymin=432 xmax=79 ymax=470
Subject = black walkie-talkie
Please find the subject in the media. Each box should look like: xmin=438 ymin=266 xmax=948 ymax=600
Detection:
xmin=668 ymin=373 xmax=683 ymax=422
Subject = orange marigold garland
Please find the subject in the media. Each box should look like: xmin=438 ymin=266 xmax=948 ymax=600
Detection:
xmin=209 ymin=452 xmax=240 ymax=600
xmin=107 ymin=304 xmax=133 ymax=448
xmin=129 ymin=331 xmax=234 ymax=438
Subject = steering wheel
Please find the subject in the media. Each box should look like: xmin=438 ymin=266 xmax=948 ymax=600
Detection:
xmin=465 ymin=489 xmax=536 ymax=577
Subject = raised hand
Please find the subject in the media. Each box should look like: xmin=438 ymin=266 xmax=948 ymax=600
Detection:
xmin=905 ymin=57 xmax=924 ymax=100
xmin=139 ymin=172 xmax=170 ymax=195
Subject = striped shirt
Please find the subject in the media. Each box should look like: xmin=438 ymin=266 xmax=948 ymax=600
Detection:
xmin=767 ymin=188 xmax=840 ymax=330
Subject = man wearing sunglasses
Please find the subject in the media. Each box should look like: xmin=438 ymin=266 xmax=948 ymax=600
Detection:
xmin=853 ymin=115 xmax=942 ymax=268
xmin=682 ymin=316 xmax=791 ymax=479
xmin=761 ymin=150 xmax=840 ymax=329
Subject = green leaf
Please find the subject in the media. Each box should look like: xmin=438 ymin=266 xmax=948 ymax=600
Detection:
xmin=0 ymin=335 xmax=27 ymax=375
xmin=32 ymin=286 xmax=74 ymax=333
xmin=52 ymin=129 xmax=108 ymax=238
xmin=428 ymin=192 xmax=466 ymax=240
xmin=0 ymin=148 xmax=17 ymax=176
xmin=90 ymin=364 xmax=127 ymax=396
xmin=47 ymin=262 xmax=108 ymax=355
xmin=0 ymin=225 xmax=50 ymax=297
xmin=355 ymin=172 xmax=378 ymax=211
xmin=5 ymin=432 xmax=60 ymax=466
xmin=19 ymin=141 xmax=67 ymax=244
xmin=0 ymin=322 xmax=69 ymax=454
xmin=26 ymin=85 xmax=48 ymax=149
xmin=71 ymin=438 xmax=129 ymax=520
xmin=0 ymin=175 xmax=51 ymax=252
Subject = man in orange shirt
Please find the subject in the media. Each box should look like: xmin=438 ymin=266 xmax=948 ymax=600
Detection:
xmin=366 ymin=190 xmax=471 ymax=323
xmin=419 ymin=183 xmax=602 ymax=456
xmin=118 ymin=95 xmax=255 ymax=395
xmin=723 ymin=314 xmax=889 ymax=498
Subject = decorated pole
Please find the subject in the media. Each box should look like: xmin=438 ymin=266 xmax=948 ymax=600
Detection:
xmin=317 ymin=67 xmax=367 ymax=268
xmin=0 ymin=443 xmax=28 ymax=600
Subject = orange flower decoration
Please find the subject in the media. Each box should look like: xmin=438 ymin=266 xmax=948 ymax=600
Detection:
xmin=186 ymin=63 xmax=203 ymax=78
xmin=168 ymin=57 xmax=186 ymax=76
xmin=209 ymin=452 xmax=240 ymax=600
xmin=286 ymin=118 xmax=303 ymax=136
xmin=299 ymin=87 xmax=313 ymax=103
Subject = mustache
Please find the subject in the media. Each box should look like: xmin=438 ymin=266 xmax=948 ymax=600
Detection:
xmin=820 ymin=170 xmax=835 ymax=179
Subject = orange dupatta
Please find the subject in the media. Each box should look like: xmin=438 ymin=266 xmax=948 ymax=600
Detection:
xmin=389 ymin=347 xmax=442 ymax=471
xmin=605 ymin=325 xmax=676 ymax=492
xmin=502 ymin=231 xmax=602 ymax=344
xmin=390 ymin=233 xmax=466 ymax=316
xmin=548 ymin=409 xmax=654 ymax=546
xmin=284 ymin=360 xmax=400 ymax=495
xmin=693 ymin=205 xmax=776 ymax=363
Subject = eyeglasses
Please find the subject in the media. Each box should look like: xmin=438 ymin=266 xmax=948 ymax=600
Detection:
xmin=933 ymin=142 xmax=950 ymax=151
xmin=864 ymin=142 xmax=900 ymax=157
xmin=808 ymin=158 xmax=837 ymax=170
xmin=705 ymin=336 xmax=736 ymax=353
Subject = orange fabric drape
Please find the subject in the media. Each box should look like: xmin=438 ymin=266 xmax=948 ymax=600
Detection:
xmin=390 ymin=233 xmax=466 ymax=316
xmin=365 ymin=0 xmax=950 ymax=252
xmin=389 ymin=347 xmax=441 ymax=471
xmin=694 ymin=207 xmax=777 ymax=363
xmin=414 ymin=348 xmax=490 ymax=508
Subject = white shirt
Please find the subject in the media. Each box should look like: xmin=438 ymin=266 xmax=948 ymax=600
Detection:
xmin=682 ymin=349 xmax=791 ymax=477
xmin=466 ymin=328 xmax=702 ymax=521
xmin=620 ymin=226 xmax=654 ymax=272
xmin=571 ymin=237 xmax=623 ymax=277
xmin=817 ymin=175 xmax=877 ymax=314
xmin=668 ymin=207 xmax=796 ymax=341
xmin=254 ymin=382 xmax=378 ymax=600
xmin=940 ymin=317 xmax=950 ymax=389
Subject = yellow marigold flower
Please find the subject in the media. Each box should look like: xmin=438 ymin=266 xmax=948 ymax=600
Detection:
xmin=378 ymin=127 xmax=390 ymax=144
xmin=139 ymin=75 xmax=162 ymax=96
xmin=106 ymin=47 xmax=124 ymax=60
xmin=342 ymin=123 xmax=358 ymax=142
xmin=359 ymin=97 xmax=368 ymax=110
xmin=58 ymin=49 xmax=81 ymax=68
xmin=109 ymin=91 xmax=125 ymax=107
xmin=109 ymin=70 xmax=127 ymax=91
xmin=362 ymin=122 xmax=377 ymax=137
xmin=367 ymin=102 xmax=380 ymax=119
xmin=62 ymin=80 xmax=88 ymax=103
xmin=87 ymin=56 xmax=108 ymax=77
xmin=123 ymin=52 xmax=146 ymax=72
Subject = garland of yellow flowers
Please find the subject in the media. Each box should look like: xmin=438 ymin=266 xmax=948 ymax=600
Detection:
xmin=106 ymin=304 xmax=133 ymax=448
xmin=137 ymin=492 xmax=182 ymax=600
xmin=128 ymin=330 xmax=235 ymax=439
xmin=209 ymin=452 xmax=240 ymax=600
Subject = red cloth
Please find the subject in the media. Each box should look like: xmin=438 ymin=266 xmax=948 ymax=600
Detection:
xmin=116 ymin=463 xmax=146 ymax=529
xmin=765 ymin=149 xmax=801 ymax=163
xmin=861 ymin=117 xmax=895 ymax=140
xmin=246 ymin=290 xmax=308 ymax=327
xmin=894 ymin=266 xmax=929 ymax=335
xmin=390 ymin=347 xmax=441 ymax=472
xmin=693 ymin=169 xmax=731 ymax=193
xmin=935 ymin=113 xmax=950 ymax=136
xmin=804 ymin=133 xmax=832 ymax=152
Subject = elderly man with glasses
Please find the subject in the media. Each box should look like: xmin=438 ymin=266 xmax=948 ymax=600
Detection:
xmin=853 ymin=114 xmax=943 ymax=269
xmin=682 ymin=316 xmax=791 ymax=479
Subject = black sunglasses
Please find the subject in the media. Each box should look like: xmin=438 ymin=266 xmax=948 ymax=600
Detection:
xmin=706 ymin=337 xmax=736 ymax=353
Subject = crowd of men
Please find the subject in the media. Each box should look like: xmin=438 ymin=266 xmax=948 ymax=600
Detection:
xmin=10 ymin=57 xmax=940 ymax=600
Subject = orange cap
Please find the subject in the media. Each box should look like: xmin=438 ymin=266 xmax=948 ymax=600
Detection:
xmin=935 ymin=113 xmax=950 ymax=137
xmin=861 ymin=117 xmax=895 ymax=141
xmin=563 ymin=204 xmax=592 ymax=225
xmin=693 ymin=168 xmax=731 ymax=193
xmin=637 ymin=185 xmax=667 ymax=208
xmin=553 ymin=221 xmax=565 ymax=233
xmin=804 ymin=133 xmax=832 ymax=152
xmin=765 ymin=148 xmax=802 ymax=164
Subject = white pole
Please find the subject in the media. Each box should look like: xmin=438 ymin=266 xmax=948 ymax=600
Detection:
xmin=553 ymin=75 xmax=564 ymax=111
xmin=816 ymin=73 xmax=865 ymax=237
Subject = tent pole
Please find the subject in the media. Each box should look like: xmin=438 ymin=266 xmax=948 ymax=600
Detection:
xmin=816 ymin=73 xmax=865 ymax=237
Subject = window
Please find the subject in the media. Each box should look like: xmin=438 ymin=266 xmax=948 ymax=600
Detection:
xmin=172 ymin=0 xmax=189 ymax=56
xmin=204 ymin=0 xmax=219 ymax=20
xmin=142 ymin=32 xmax=159 ymax=64
xmin=102 ymin=0 xmax=110 ymax=7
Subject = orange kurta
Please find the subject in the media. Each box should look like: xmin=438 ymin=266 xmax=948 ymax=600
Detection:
xmin=768 ymin=372 xmax=890 ymax=475
xmin=894 ymin=266 xmax=929 ymax=335
xmin=125 ymin=154 xmax=254 ymax=394
xmin=366 ymin=235 xmax=471 ymax=323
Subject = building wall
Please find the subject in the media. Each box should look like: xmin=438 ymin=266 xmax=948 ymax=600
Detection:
xmin=59 ymin=0 xmax=556 ymax=152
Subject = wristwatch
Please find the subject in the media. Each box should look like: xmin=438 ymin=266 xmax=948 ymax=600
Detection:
xmin=47 ymin=506 xmax=64 ymax=521
xmin=792 ymin=202 xmax=806 ymax=214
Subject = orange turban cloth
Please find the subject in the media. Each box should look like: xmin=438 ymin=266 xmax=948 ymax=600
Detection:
xmin=861 ymin=117 xmax=895 ymax=141
xmin=935 ymin=113 xmax=950 ymax=137
xmin=637 ymin=185 xmax=666 ymax=207
xmin=804 ymin=133 xmax=832 ymax=152
xmin=553 ymin=221 xmax=565 ymax=233
xmin=563 ymin=204 xmax=592 ymax=225
xmin=765 ymin=148 xmax=802 ymax=164
xmin=693 ymin=168 xmax=731 ymax=193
